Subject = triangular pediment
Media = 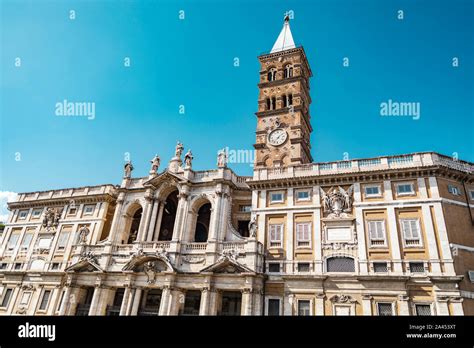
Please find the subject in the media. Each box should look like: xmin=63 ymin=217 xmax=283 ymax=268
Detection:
xmin=201 ymin=256 xmax=253 ymax=274
xmin=65 ymin=259 xmax=103 ymax=273
xmin=143 ymin=170 xmax=188 ymax=188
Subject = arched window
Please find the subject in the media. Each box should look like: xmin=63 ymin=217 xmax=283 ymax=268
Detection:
xmin=266 ymin=98 xmax=271 ymax=110
xmin=158 ymin=190 xmax=178 ymax=241
xmin=194 ymin=203 xmax=211 ymax=242
xmin=271 ymin=97 xmax=276 ymax=110
xmin=127 ymin=207 xmax=143 ymax=244
xmin=284 ymin=65 xmax=293 ymax=78
xmin=282 ymin=95 xmax=287 ymax=108
xmin=288 ymin=94 xmax=293 ymax=106
xmin=327 ymin=257 xmax=355 ymax=272
xmin=267 ymin=68 xmax=277 ymax=82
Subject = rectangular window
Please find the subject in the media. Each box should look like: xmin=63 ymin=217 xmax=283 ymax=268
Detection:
xmin=409 ymin=262 xmax=425 ymax=273
xmin=401 ymin=219 xmax=422 ymax=247
xmin=51 ymin=263 xmax=60 ymax=270
xmin=268 ymin=263 xmax=280 ymax=273
xmin=297 ymin=263 xmax=310 ymax=273
xmin=396 ymin=183 xmax=415 ymax=195
xmin=14 ymin=263 xmax=22 ymax=270
xmin=39 ymin=290 xmax=51 ymax=311
xmin=239 ymin=205 xmax=252 ymax=212
xmin=447 ymin=184 xmax=460 ymax=195
xmin=18 ymin=210 xmax=29 ymax=220
xmin=364 ymin=185 xmax=381 ymax=197
xmin=37 ymin=237 xmax=53 ymax=250
xmin=20 ymin=292 xmax=31 ymax=305
xmin=20 ymin=233 xmax=34 ymax=250
xmin=57 ymin=231 xmax=70 ymax=250
xmin=373 ymin=262 xmax=388 ymax=273
xmin=267 ymin=299 xmax=281 ymax=316
xmin=367 ymin=220 xmax=386 ymax=247
xmin=1 ymin=289 xmax=13 ymax=308
xmin=83 ymin=205 xmax=95 ymax=215
xmin=0 ymin=264 xmax=6 ymax=270
xmin=296 ymin=190 xmax=311 ymax=201
xmin=297 ymin=300 xmax=311 ymax=316
xmin=377 ymin=303 xmax=394 ymax=316
xmin=414 ymin=304 xmax=431 ymax=316
xmin=470 ymin=190 xmax=474 ymax=200
xmin=296 ymin=222 xmax=311 ymax=247
xmin=7 ymin=232 xmax=20 ymax=250
xmin=269 ymin=224 xmax=283 ymax=248
xmin=68 ymin=206 xmax=77 ymax=215
xmin=270 ymin=192 xmax=284 ymax=203
xmin=31 ymin=209 xmax=42 ymax=219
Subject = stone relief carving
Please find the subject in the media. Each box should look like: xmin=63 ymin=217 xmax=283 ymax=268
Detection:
xmin=320 ymin=185 xmax=353 ymax=218
xmin=182 ymin=255 xmax=206 ymax=264
xmin=42 ymin=208 xmax=60 ymax=231
xmin=217 ymin=248 xmax=242 ymax=263
xmin=330 ymin=295 xmax=357 ymax=304
xmin=78 ymin=225 xmax=90 ymax=244
xmin=79 ymin=251 xmax=98 ymax=265
xmin=144 ymin=261 xmax=157 ymax=284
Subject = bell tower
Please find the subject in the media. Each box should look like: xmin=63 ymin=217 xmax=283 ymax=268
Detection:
xmin=254 ymin=16 xmax=313 ymax=168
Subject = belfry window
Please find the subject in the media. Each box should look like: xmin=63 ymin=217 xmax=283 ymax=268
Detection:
xmin=284 ymin=65 xmax=293 ymax=78
xmin=288 ymin=94 xmax=293 ymax=105
xmin=271 ymin=97 xmax=276 ymax=110
xmin=266 ymin=98 xmax=271 ymax=110
xmin=267 ymin=68 xmax=277 ymax=82
xmin=282 ymin=95 xmax=287 ymax=108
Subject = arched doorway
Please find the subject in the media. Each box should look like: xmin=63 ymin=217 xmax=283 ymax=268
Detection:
xmin=127 ymin=207 xmax=142 ymax=244
xmin=158 ymin=190 xmax=178 ymax=241
xmin=194 ymin=203 xmax=211 ymax=242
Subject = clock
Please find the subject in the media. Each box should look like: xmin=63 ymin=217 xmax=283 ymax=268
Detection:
xmin=268 ymin=128 xmax=288 ymax=146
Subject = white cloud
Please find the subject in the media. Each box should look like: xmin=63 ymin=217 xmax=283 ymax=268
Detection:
xmin=0 ymin=191 xmax=18 ymax=223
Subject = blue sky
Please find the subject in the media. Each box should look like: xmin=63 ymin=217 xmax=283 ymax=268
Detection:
xmin=0 ymin=0 xmax=473 ymax=219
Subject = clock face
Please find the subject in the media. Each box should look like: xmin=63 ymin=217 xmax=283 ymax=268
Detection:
xmin=268 ymin=128 xmax=288 ymax=146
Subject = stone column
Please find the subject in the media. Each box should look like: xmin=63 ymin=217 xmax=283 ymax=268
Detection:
xmin=159 ymin=286 xmax=172 ymax=315
xmin=284 ymin=292 xmax=294 ymax=316
xmin=253 ymin=290 xmax=263 ymax=315
xmin=146 ymin=199 xmax=160 ymax=242
xmin=434 ymin=296 xmax=450 ymax=316
xmin=208 ymin=289 xmax=219 ymax=315
xmin=137 ymin=190 xmax=154 ymax=242
xmin=397 ymin=295 xmax=410 ymax=315
xmin=59 ymin=286 xmax=73 ymax=316
xmin=362 ymin=295 xmax=372 ymax=315
xmin=241 ymin=288 xmax=253 ymax=316
xmin=387 ymin=206 xmax=403 ymax=273
xmin=169 ymin=288 xmax=184 ymax=315
xmin=433 ymin=202 xmax=455 ymax=275
xmin=199 ymin=288 xmax=210 ymax=315
xmin=153 ymin=201 xmax=165 ymax=241
xmin=88 ymin=286 xmax=103 ymax=316
xmin=119 ymin=286 xmax=132 ymax=316
xmin=109 ymin=193 xmax=125 ymax=244
xmin=449 ymin=297 xmax=464 ymax=315
xmin=421 ymin=204 xmax=441 ymax=275
xmin=315 ymin=294 xmax=325 ymax=316
xmin=130 ymin=288 xmax=142 ymax=316
xmin=286 ymin=212 xmax=294 ymax=273
xmin=355 ymin=206 xmax=368 ymax=275
xmin=172 ymin=187 xmax=189 ymax=241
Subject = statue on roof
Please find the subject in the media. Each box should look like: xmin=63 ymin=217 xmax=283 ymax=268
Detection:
xmin=149 ymin=154 xmax=160 ymax=175
xmin=175 ymin=141 xmax=184 ymax=159
xmin=217 ymin=148 xmax=228 ymax=168
xmin=124 ymin=161 xmax=134 ymax=178
xmin=184 ymin=149 xmax=193 ymax=169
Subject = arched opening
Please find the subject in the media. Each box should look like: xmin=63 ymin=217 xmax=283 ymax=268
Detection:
xmin=271 ymin=97 xmax=276 ymax=110
xmin=266 ymin=98 xmax=271 ymax=110
xmin=267 ymin=68 xmax=277 ymax=82
xmin=194 ymin=203 xmax=211 ymax=242
xmin=127 ymin=207 xmax=142 ymax=244
xmin=158 ymin=190 xmax=178 ymax=241
xmin=284 ymin=65 xmax=293 ymax=78
xmin=282 ymin=95 xmax=287 ymax=108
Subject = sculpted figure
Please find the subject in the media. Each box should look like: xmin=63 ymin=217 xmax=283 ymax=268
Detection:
xmin=184 ymin=149 xmax=193 ymax=169
xmin=78 ymin=225 xmax=90 ymax=244
xmin=124 ymin=161 xmax=134 ymax=178
xmin=175 ymin=141 xmax=184 ymax=158
xmin=217 ymin=148 xmax=228 ymax=168
xmin=248 ymin=216 xmax=258 ymax=237
xmin=149 ymin=154 xmax=160 ymax=174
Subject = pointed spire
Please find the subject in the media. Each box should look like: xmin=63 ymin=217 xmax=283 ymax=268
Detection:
xmin=270 ymin=15 xmax=296 ymax=53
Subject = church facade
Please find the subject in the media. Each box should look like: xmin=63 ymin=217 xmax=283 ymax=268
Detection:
xmin=1 ymin=17 xmax=473 ymax=316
